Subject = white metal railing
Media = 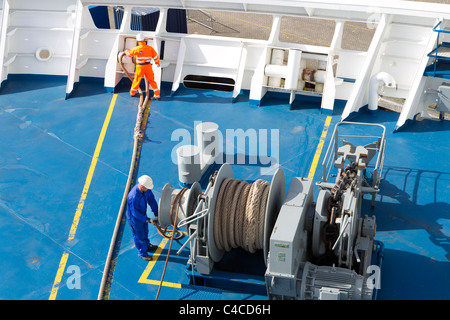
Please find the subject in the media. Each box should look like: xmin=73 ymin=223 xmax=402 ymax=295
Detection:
xmin=320 ymin=121 xmax=386 ymax=190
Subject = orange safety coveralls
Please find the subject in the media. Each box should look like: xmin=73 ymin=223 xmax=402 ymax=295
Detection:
xmin=125 ymin=41 xmax=160 ymax=98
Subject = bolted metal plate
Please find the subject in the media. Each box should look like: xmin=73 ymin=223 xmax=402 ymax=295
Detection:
xmin=207 ymin=163 xmax=234 ymax=262
xmin=263 ymin=167 xmax=286 ymax=266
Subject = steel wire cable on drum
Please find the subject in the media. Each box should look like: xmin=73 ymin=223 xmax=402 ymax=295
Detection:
xmin=214 ymin=178 xmax=270 ymax=254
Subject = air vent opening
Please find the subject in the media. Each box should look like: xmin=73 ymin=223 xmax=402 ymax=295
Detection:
xmin=183 ymin=75 xmax=235 ymax=92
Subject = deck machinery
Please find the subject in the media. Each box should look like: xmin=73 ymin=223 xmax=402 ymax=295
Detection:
xmin=265 ymin=121 xmax=385 ymax=300
xmin=158 ymin=121 xmax=386 ymax=300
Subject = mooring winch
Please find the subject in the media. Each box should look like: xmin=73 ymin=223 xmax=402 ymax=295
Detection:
xmin=265 ymin=121 xmax=385 ymax=300
xmin=157 ymin=121 xmax=386 ymax=300
xmin=157 ymin=162 xmax=285 ymax=273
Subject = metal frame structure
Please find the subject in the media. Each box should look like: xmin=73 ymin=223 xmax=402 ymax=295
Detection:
xmin=318 ymin=121 xmax=386 ymax=206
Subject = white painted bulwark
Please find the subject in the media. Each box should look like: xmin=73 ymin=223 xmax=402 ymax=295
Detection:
xmin=0 ymin=0 xmax=448 ymax=129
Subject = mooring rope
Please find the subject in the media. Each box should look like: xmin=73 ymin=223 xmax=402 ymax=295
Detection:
xmin=155 ymin=188 xmax=188 ymax=300
xmin=214 ymin=178 xmax=270 ymax=254
xmin=154 ymin=189 xmax=186 ymax=240
xmin=98 ymin=52 xmax=150 ymax=300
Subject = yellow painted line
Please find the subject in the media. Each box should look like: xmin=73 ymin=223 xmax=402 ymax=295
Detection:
xmin=68 ymin=94 xmax=118 ymax=241
xmin=48 ymin=252 xmax=69 ymax=300
xmin=345 ymin=22 xmax=376 ymax=33
xmin=145 ymin=280 xmax=182 ymax=289
xmin=279 ymin=30 xmax=330 ymax=47
xmin=138 ymin=230 xmax=189 ymax=288
xmin=308 ymin=116 xmax=332 ymax=179
xmin=49 ymin=94 xmax=118 ymax=300
xmin=138 ymin=237 xmax=169 ymax=283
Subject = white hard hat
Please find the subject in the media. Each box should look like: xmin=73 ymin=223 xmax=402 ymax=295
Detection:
xmin=136 ymin=33 xmax=145 ymax=42
xmin=138 ymin=175 xmax=153 ymax=189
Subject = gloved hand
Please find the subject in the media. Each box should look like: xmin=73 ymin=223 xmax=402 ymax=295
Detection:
xmin=156 ymin=64 xmax=161 ymax=68
xmin=146 ymin=218 xmax=158 ymax=225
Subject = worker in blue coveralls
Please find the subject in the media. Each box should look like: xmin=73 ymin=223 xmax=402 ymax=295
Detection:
xmin=126 ymin=175 xmax=159 ymax=261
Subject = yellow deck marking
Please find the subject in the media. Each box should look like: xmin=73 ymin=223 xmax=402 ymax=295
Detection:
xmin=138 ymin=231 xmax=188 ymax=288
xmin=145 ymin=280 xmax=182 ymax=289
xmin=48 ymin=252 xmax=69 ymax=300
xmin=49 ymin=94 xmax=118 ymax=300
xmin=138 ymin=237 xmax=169 ymax=284
xmin=308 ymin=116 xmax=332 ymax=179
xmin=68 ymin=94 xmax=118 ymax=241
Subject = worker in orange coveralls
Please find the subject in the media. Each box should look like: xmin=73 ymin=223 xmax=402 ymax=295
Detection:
xmin=125 ymin=33 xmax=161 ymax=100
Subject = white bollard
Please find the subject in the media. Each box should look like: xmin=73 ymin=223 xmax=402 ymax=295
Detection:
xmin=196 ymin=122 xmax=219 ymax=170
xmin=268 ymin=49 xmax=285 ymax=87
xmin=176 ymin=145 xmax=201 ymax=186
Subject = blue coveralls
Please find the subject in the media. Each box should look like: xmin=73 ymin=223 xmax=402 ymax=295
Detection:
xmin=126 ymin=184 xmax=159 ymax=258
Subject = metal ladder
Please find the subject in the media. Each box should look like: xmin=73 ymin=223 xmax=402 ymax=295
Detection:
xmin=427 ymin=20 xmax=450 ymax=79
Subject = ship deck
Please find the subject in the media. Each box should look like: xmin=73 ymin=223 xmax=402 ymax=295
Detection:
xmin=0 ymin=76 xmax=449 ymax=300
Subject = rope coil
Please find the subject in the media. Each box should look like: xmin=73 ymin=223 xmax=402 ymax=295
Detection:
xmin=214 ymin=178 xmax=270 ymax=254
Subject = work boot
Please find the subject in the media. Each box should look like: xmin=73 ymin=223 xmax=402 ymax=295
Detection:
xmin=139 ymin=255 xmax=152 ymax=261
xmin=148 ymin=244 xmax=158 ymax=252
xmin=151 ymin=95 xmax=160 ymax=100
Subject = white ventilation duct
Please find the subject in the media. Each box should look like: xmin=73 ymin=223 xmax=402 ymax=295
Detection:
xmin=369 ymin=72 xmax=397 ymax=112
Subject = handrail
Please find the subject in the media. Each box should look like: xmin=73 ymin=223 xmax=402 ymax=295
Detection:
xmin=431 ymin=19 xmax=449 ymax=77
xmin=433 ymin=20 xmax=450 ymax=34
xmin=319 ymin=121 xmax=386 ymax=207
xmin=320 ymin=121 xmax=386 ymax=185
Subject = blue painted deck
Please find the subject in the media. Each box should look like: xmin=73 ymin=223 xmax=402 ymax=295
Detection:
xmin=0 ymin=77 xmax=449 ymax=300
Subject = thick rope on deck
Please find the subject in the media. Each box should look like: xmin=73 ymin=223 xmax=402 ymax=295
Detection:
xmin=214 ymin=178 xmax=270 ymax=254
xmin=98 ymin=52 xmax=150 ymax=300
